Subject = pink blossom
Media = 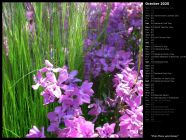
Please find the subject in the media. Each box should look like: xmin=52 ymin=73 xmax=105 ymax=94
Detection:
xmin=26 ymin=126 xmax=45 ymax=138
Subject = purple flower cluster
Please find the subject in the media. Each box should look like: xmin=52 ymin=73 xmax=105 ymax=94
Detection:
xmin=84 ymin=2 xmax=143 ymax=79
xmin=31 ymin=60 xmax=95 ymax=135
xmin=119 ymin=107 xmax=143 ymax=137
xmin=57 ymin=116 xmax=119 ymax=138
xmin=27 ymin=60 xmax=122 ymax=138
xmin=96 ymin=123 xmax=118 ymax=138
xmin=27 ymin=61 xmax=143 ymax=138
xmin=113 ymin=67 xmax=143 ymax=137
xmin=83 ymin=3 xmax=143 ymax=137
xmin=26 ymin=2 xmax=143 ymax=138
xmin=57 ymin=116 xmax=97 ymax=138
xmin=88 ymin=98 xmax=106 ymax=123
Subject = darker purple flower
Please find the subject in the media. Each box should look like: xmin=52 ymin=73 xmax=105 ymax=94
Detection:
xmin=88 ymin=102 xmax=102 ymax=117
xmin=105 ymin=96 xmax=122 ymax=108
xmin=47 ymin=122 xmax=60 ymax=133
xmin=113 ymin=51 xmax=132 ymax=70
xmin=88 ymin=99 xmax=106 ymax=118
xmin=84 ymin=39 xmax=93 ymax=50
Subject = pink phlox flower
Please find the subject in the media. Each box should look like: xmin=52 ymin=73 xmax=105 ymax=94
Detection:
xmin=26 ymin=126 xmax=45 ymax=138
xmin=96 ymin=123 xmax=116 ymax=138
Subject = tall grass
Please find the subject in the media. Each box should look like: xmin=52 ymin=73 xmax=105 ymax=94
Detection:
xmin=2 ymin=2 xmax=88 ymax=137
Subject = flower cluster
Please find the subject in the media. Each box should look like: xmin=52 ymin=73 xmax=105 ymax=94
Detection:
xmin=113 ymin=67 xmax=143 ymax=137
xmin=57 ymin=116 xmax=118 ymax=138
xmin=84 ymin=2 xmax=143 ymax=79
xmin=83 ymin=3 xmax=143 ymax=138
xmin=30 ymin=60 xmax=96 ymax=137
xmin=26 ymin=2 xmax=143 ymax=138
xmin=57 ymin=116 xmax=97 ymax=138
xmin=27 ymin=58 xmax=143 ymax=138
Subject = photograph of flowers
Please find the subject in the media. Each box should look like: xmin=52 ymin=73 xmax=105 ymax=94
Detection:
xmin=2 ymin=2 xmax=143 ymax=138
